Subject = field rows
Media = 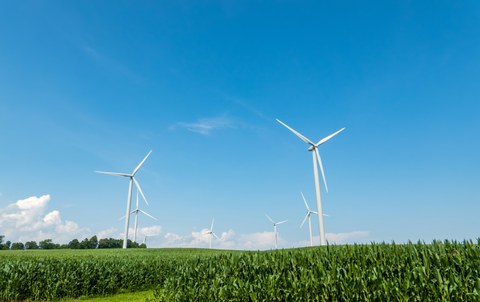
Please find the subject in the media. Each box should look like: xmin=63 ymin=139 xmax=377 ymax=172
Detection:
xmin=1 ymin=241 xmax=479 ymax=301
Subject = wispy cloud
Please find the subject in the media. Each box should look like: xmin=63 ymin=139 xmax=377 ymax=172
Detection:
xmin=229 ymin=97 xmax=271 ymax=121
xmin=170 ymin=115 xmax=236 ymax=135
xmin=81 ymin=45 xmax=144 ymax=83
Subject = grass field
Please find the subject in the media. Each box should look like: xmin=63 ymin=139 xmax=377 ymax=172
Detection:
xmin=1 ymin=241 xmax=480 ymax=301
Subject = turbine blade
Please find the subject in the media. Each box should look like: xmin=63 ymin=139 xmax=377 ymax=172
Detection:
xmin=213 ymin=232 xmax=219 ymax=239
xmin=301 ymin=192 xmax=310 ymax=211
xmin=300 ymin=213 xmax=309 ymax=228
xmin=133 ymin=178 xmax=149 ymax=206
xmin=265 ymin=214 xmax=274 ymax=224
xmin=315 ymin=149 xmax=329 ymax=192
xmin=276 ymin=119 xmax=315 ymax=146
xmin=323 ymin=213 xmax=329 ymax=217
xmin=95 ymin=171 xmax=130 ymax=177
xmin=210 ymin=218 xmax=215 ymax=231
xmin=316 ymin=128 xmax=345 ymax=146
xmin=311 ymin=211 xmax=318 ymax=215
xmin=132 ymin=150 xmax=152 ymax=176
xmin=139 ymin=209 xmax=158 ymax=220
xmin=277 ymin=220 xmax=288 ymax=225
xmin=119 ymin=215 xmax=126 ymax=221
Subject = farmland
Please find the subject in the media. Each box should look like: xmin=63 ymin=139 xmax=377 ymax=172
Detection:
xmin=1 ymin=241 xmax=480 ymax=301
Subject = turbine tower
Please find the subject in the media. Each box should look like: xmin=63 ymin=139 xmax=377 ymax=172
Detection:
xmin=143 ymin=234 xmax=158 ymax=245
xmin=277 ymin=119 xmax=344 ymax=246
xmin=131 ymin=190 xmax=157 ymax=243
xmin=204 ymin=218 xmax=219 ymax=249
xmin=96 ymin=150 xmax=152 ymax=249
xmin=265 ymin=214 xmax=287 ymax=249
xmin=300 ymin=192 xmax=319 ymax=247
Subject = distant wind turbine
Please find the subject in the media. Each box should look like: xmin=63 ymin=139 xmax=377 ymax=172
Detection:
xmin=300 ymin=192 xmax=318 ymax=247
xmin=203 ymin=218 xmax=219 ymax=249
xmin=277 ymin=119 xmax=344 ymax=246
xmin=96 ymin=150 xmax=153 ymax=249
xmin=266 ymin=214 xmax=287 ymax=249
xmin=143 ymin=234 xmax=158 ymax=245
xmin=131 ymin=190 xmax=157 ymax=243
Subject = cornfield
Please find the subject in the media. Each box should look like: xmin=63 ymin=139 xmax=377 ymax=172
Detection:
xmin=1 ymin=241 xmax=479 ymax=301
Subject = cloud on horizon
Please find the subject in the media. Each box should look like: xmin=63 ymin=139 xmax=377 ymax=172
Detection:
xmin=0 ymin=195 xmax=88 ymax=244
xmin=0 ymin=196 xmax=369 ymax=249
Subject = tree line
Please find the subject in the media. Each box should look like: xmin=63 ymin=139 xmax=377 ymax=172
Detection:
xmin=0 ymin=235 xmax=146 ymax=250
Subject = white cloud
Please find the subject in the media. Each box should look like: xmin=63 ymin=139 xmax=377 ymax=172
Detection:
xmin=43 ymin=210 xmax=61 ymax=225
xmin=237 ymin=231 xmax=281 ymax=250
xmin=96 ymin=227 xmax=118 ymax=239
xmin=296 ymin=231 xmax=370 ymax=247
xmin=146 ymin=229 xmax=285 ymax=250
xmin=0 ymin=195 xmax=87 ymax=243
xmin=170 ymin=115 xmax=236 ymax=135
xmin=326 ymin=231 xmax=369 ymax=243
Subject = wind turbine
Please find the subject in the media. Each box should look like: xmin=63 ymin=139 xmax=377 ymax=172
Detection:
xmin=203 ymin=218 xmax=219 ymax=249
xmin=277 ymin=119 xmax=344 ymax=246
xmin=300 ymin=192 xmax=318 ymax=247
xmin=96 ymin=150 xmax=153 ymax=249
xmin=143 ymin=234 xmax=158 ymax=245
xmin=131 ymin=190 xmax=157 ymax=243
xmin=265 ymin=214 xmax=287 ymax=249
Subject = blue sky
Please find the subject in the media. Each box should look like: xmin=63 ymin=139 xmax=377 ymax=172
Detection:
xmin=1 ymin=1 xmax=479 ymax=249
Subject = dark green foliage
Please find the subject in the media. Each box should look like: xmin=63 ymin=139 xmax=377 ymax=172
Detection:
xmin=24 ymin=241 xmax=39 ymax=250
xmin=68 ymin=239 xmax=81 ymax=249
xmin=2 ymin=241 xmax=11 ymax=250
xmin=98 ymin=238 xmax=123 ymax=249
xmin=39 ymin=239 xmax=58 ymax=250
xmin=10 ymin=242 xmax=24 ymax=250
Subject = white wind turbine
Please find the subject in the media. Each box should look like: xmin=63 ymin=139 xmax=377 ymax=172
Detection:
xmin=266 ymin=214 xmax=287 ymax=249
xmin=143 ymin=234 xmax=158 ymax=245
xmin=131 ymin=190 xmax=157 ymax=243
xmin=277 ymin=119 xmax=344 ymax=246
xmin=300 ymin=192 xmax=318 ymax=247
xmin=204 ymin=218 xmax=219 ymax=249
xmin=96 ymin=150 xmax=153 ymax=249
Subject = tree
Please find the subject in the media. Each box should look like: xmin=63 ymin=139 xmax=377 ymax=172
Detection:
xmin=39 ymin=239 xmax=57 ymax=250
xmin=88 ymin=235 xmax=98 ymax=249
xmin=98 ymin=238 xmax=122 ymax=249
xmin=2 ymin=241 xmax=11 ymax=250
xmin=11 ymin=242 xmax=25 ymax=250
xmin=127 ymin=239 xmax=142 ymax=248
xmin=79 ymin=238 xmax=90 ymax=249
xmin=68 ymin=239 xmax=80 ymax=249
xmin=25 ymin=241 xmax=39 ymax=250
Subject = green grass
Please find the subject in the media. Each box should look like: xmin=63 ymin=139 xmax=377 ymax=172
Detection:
xmin=58 ymin=290 xmax=154 ymax=301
